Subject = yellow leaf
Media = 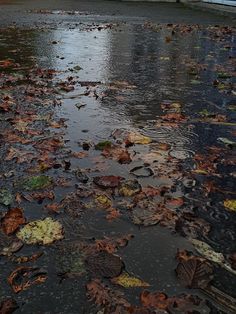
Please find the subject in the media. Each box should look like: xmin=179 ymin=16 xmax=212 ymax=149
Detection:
xmin=95 ymin=194 xmax=112 ymax=209
xmin=112 ymin=272 xmax=150 ymax=288
xmin=127 ymin=132 xmax=152 ymax=145
xmin=17 ymin=217 xmax=64 ymax=245
xmin=192 ymin=169 xmax=208 ymax=175
xmin=224 ymin=200 xmax=236 ymax=212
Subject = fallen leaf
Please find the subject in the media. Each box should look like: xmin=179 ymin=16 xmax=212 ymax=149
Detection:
xmin=30 ymin=191 xmax=55 ymax=202
xmin=175 ymin=256 xmax=213 ymax=289
xmin=93 ymin=176 xmax=123 ymax=188
xmin=20 ymin=175 xmax=53 ymax=191
xmin=161 ymin=113 xmax=187 ymax=123
xmin=5 ymin=147 xmax=35 ymax=164
xmin=141 ymin=290 xmax=206 ymax=312
xmin=0 ymin=298 xmax=18 ymax=314
xmin=71 ymin=151 xmax=88 ymax=158
xmin=44 ymin=203 xmax=62 ymax=213
xmin=126 ymin=132 xmax=152 ymax=145
xmin=10 ymin=252 xmax=43 ymax=264
xmin=130 ymin=166 xmax=154 ymax=177
xmin=0 ymin=189 xmax=13 ymax=206
xmin=95 ymin=194 xmax=112 ymax=209
xmin=95 ymin=141 xmax=112 ymax=150
xmin=8 ymin=266 xmax=47 ymax=293
xmin=1 ymin=208 xmax=26 ymax=235
xmin=0 ymin=240 xmax=23 ymax=256
xmin=106 ymin=208 xmax=121 ymax=221
xmin=223 ymin=199 xmax=236 ymax=212
xmin=111 ymin=272 xmax=150 ymax=288
xmin=86 ymin=251 xmax=124 ymax=278
xmin=191 ymin=239 xmax=236 ymax=276
xmin=17 ymin=217 xmax=64 ymax=245
xmin=102 ymin=145 xmax=132 ymax=164
xmin=87 ymin=279 xmax=130 ymax=311
xmin=118 ymin=180 xmax=141 ymax=197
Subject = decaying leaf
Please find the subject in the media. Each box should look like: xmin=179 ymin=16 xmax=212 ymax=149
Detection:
xmin=118 ymin=180 xmax=141 ymax=197
xmin=132 ymin=201 xmax=177 ymax=228
xmin=95 ymin=141 xmax=112 ymax=150
xmin=0 ymin=188 xmax=13 ymax=206
xmin=87 ymin=279 xmax=130 ymax=311
xmin=93 ymin=176 xmax=123 ymax=188
xmin=102 ymin=145 xmax=132 ymax=164
xmin=44 ymin=202 xmax=62 ymax=213
xmin=20 ymin=175 xmax=53 ymax=191
xmin=10 ymin=252 xmax=43 ymax=264
xmin=111 ymin=272 xmax=150 ymax=288
xmin=1 ymin=208 xmax=26 ymax=235
xmin=95 ymin=194 xmax=112 ymax=209
xmin=0 ymin=240 xmax=23 ymax=256
xmin=130 ymin=166 xmax=154 ymax=177
xmin=16 ymin=217 xmax=64 ymax=245
xmin=191 ymin=239 xmax=236 ymax=276
xmin=8 ymin=266 xmax=47 ymax=293
xmin=126 ymin=132 xmax=152 ymax=145
xmin=175 ymin=212 xmax=211 ymax=238
xmin=0 ymin=298 xmax=18 ymax=314
xmin=175 ymin=255 xmax=214 ymax=289
xmin=141 ymin=290 xmax=207 ymax=313
xmin=218 ymin=137 xmax=236 ymax=148
xmin=86 ymin=251 xmax=124 ymax=278
xmin=223 ymin=199 xmax=236 ymax=212
xmin=56 ymin=248 xmax=86 ymax=278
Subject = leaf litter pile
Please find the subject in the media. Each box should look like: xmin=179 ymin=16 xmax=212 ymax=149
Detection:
xmin=0 ymin=21 xmax=236 ymax=313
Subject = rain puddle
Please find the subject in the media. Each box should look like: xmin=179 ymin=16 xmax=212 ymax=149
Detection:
xmin=0 ymin=22 xmax=236 ymax=313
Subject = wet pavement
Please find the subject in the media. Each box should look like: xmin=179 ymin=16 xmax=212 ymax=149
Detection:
xmin=0 ymin=2 xmax=236 ymax=314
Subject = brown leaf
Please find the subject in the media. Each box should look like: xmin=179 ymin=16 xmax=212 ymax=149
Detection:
xmin=1 ymin=208 xmax=26 ymax=235
xmin=93 ymin=176 xmax=124 ymax=188
xmin=8 ymin=266 xmax=47 ymax=293
xmin=10 ymin=252 xmax=43 ymax=264
xmin=175 ymin=256 xmax=214 ymax=289
xmin=71 ymin=151 xmax=88 ymax=159
xmin=34 ymin=137 xmax=64 ymax=153
xmin=102 ymin=146 xmax=132 ymax=164
xmin=30 ymin=191 xmax=55 ymax=202
xmin=161 ymin=113 xmax=187 ymax=122
xmin=165 ymin=198 xmax=184 ymax=208
xmin=5 ymin=147 xmax=35 ymax=164
xmin=0 ymin=298 xmax=18 ymax=314
xmin=44 ymin=203 xmax=62 ymax=213
xmin=175 ymin=212 xmax=211 ymax=238
xmin=141 ymin=290 xmax=205 ymax=313
xmin=15 ymin=193 xmax=22 ymax=204
xmin=106 ymin=208 xmax=121 ymax=221
xmin=81 ymin=235 xmax=133 ymax=255
xmin=87 ymin=279 xmax=130 ymax=311
xmin=86 ymin=251 xmax=124 ymax=278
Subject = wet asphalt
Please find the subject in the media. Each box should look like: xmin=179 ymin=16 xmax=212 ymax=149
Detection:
xmin=0 ymin=0 xmax=235 ymax=27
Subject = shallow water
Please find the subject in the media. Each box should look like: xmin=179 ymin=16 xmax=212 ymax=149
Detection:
xmin=0 ymin=21 xmax=236 ymax=313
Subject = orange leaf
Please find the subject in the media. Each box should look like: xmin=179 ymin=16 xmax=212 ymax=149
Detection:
xmin=1 ymin=208 xmax=26 ymax=235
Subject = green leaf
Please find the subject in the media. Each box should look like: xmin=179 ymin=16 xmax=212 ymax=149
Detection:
xmin=20 ymin=175 xmax=53 ymax=191
xmin=73 ymin=65 xmax=82 ymax=71
xmin=0 ymin=189 xmax=13 ymax=206
xmin=95 ymin=141 xmax=112 ymax=150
